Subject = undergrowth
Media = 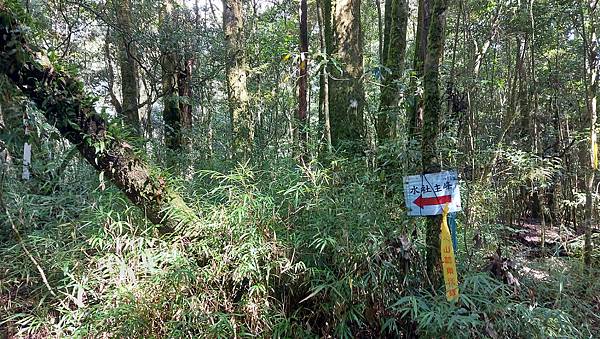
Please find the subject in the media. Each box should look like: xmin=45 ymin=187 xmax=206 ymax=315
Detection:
xmin=0 ymin=154 xmax=598 ymax=338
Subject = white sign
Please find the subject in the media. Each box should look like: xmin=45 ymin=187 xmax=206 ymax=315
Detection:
xmin=403 ymin=170 xmax=461 ymax=216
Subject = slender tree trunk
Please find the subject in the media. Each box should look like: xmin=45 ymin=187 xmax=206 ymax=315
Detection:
xmin=116 ymin=0 xmax=140 ymax=134
xmin=329 ymin=0 xmax=365 ymax=152
xmin=529 ymin=0 xmax=539 ymax=154
xmin=0 ymin=11 xmax=198 ymax=232
xmin=422 ymin=0 xmax=448 ymax=286
xmin=377 ymin=0 xmax=408 ymax=141
xmin=517 ymin=33 xmax=530 ymax=139
xmin=297 ymin=0 xmax=309 ymax=160
xmin=105 ymin=28 xmax=123 ymax=115
xmin=317 ymin=0 xmax=333 ymax=155
xmin=580 ymin=1 xmax=598 ymax=266
xmin=223 ymin=0 xmax=253 ymax=160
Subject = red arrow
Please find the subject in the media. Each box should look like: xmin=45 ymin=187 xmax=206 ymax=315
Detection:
xmin=414 ymin=195 xmax=452 ymax=208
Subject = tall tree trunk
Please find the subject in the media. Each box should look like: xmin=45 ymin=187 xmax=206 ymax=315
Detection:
xmin=408 ymin=0 xmax=431 ymax=137
xmin=0 ymin=9 xmax=198 ymax=232
xmin=223 ymin=0 xmax=253 ymax=160
xmin=375 ymin=0 xmax=383 ymax=62
xmin=297 ymin=0 xmax=309 ymax=160
xmin=380 ymin=0 xmax=392 ymax=66
xmin=161 ymin=51 xmax=183 ymax=150
xmin=177 ymin=58 xmax=193 ymax=139
xmin=161 ymin=2 xmax=193 ymax=151
xmin=517 ymin=34 xmax=530 ymax=139
xmin=329 ymin=0 xmax=365 ymax=152
xmin=581 ymin=1 xmax=598 ymax=267
xmin=422 ymin=0 xmax=448 ymax=286
xmin=377 ymin=0 xmax=408 ymax=141
xmin=317 ymin=0 xmax=333 ymax=155
xmin=115 ymin=0 xmax=139 ymax=134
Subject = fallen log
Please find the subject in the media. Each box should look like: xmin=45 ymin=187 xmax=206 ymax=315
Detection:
xmin=0 ymin=4 xmax=198 ymax=233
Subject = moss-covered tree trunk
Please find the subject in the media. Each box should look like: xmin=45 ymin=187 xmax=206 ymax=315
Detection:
xmin=116 ymin=0 xmax=140 ymax=134
xmin=0 ymin=6 xmax=198 ymax=233
xmin=422 ymin=0 xmax=448 ymax=286
xmin=161 ymin=52 xmax=182 ymax=150
xmin=177 ymin=58 xmax=193 ymax=139
xmin=160 ymin=2 xmax=193 ymax=151
xmin=223 ymin=0 xmax=253 ymax=160
xmin=408 ymin=0 xmax=431 ymax=137
xmin=329 ymin=0 xmax=365 ymax=152
xmin=377 ymin=0 xmax=408 ymax=141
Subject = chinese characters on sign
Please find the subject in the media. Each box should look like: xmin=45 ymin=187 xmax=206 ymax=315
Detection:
xmin=403 ymin=170 xmax=461 ymax=216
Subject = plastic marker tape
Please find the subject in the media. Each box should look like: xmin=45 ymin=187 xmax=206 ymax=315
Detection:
xmin=441 ymin=204 xmax=459 ymax=302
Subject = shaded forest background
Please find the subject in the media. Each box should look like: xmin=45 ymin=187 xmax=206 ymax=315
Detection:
xmin=0 ymin=0 xmax=599 ymax=337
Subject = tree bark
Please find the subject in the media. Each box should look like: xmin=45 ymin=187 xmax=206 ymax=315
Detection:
xmin=422 ymin=0 xmax=448 ymax=286
xmin=317 ymin=0 xmax=333 ymax=155
xmin=160 ymin=2 xmax=193 ymax=151
xmin=223 ymin=0 xmax=253 ymax=160
xmin=161 ymin=50 xmax=183 ymax=150
xmin=408 ymin=0 xmax=431 ymax=137
xmin=115 ymin=0 xmax=140 ymax=134
xmin=297 ymin=0 xmax=309 ymax=160
xmin=177 ymin=58 xmax=193 ymax=136
xmin=0 ymin=7 xmax=198 ymax=233
xmin=580 ymin=1 xmax=598 ymax=267
xmin=377 ymin=0 xmax=408 ymax=141
xmin=329 ymin=0 xmax=365 ymax=152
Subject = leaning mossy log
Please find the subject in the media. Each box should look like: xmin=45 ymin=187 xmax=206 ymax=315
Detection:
xmin=0 ymin=6 xmax=198 ymax=233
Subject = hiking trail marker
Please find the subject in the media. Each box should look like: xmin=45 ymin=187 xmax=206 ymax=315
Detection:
xmin=441 ymin=204 xmax=459 ymax=302
xmin=403 ymin=170 xmax=461 ymax=216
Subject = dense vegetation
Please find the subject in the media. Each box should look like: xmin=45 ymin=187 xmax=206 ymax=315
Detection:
xmin=0 ymin=0 xmax=599 ymax=337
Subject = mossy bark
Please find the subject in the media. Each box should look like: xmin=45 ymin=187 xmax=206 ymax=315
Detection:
xmin=377 ymin=0 xmax=408 ymax=141
xmin=161 ymin=50 xmax=182 ymax=150
xmin=223 ymin=0 xmax=253 ymax=160
xmin=422 ymin=0 xmax=448 ymax=287
xmin=408 ymin=0 xmax=431 ymax=137
xmin=329 ymin=0 xmax=365 ymax=153
xmin=160 ymin=3 xmax=193 ymax=151
xmin=0 ymin=7 xmax=198 ymax=233
xmin=115 ymin=0 xmax=140 ymax=134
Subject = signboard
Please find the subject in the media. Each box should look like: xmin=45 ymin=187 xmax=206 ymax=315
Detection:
xmin=403 ymin=170 xmax=461 ymax=216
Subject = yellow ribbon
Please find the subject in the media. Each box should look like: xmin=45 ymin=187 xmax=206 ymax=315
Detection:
xmin=441 ymin=204 xmax=459 ymax=302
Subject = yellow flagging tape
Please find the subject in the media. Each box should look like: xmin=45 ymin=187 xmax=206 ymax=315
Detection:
xmin=441 ymin=204 xmax=459 ymax=302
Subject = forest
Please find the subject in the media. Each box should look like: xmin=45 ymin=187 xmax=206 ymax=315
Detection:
xmin=0 ymin=0 xmax=599 ymax=337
